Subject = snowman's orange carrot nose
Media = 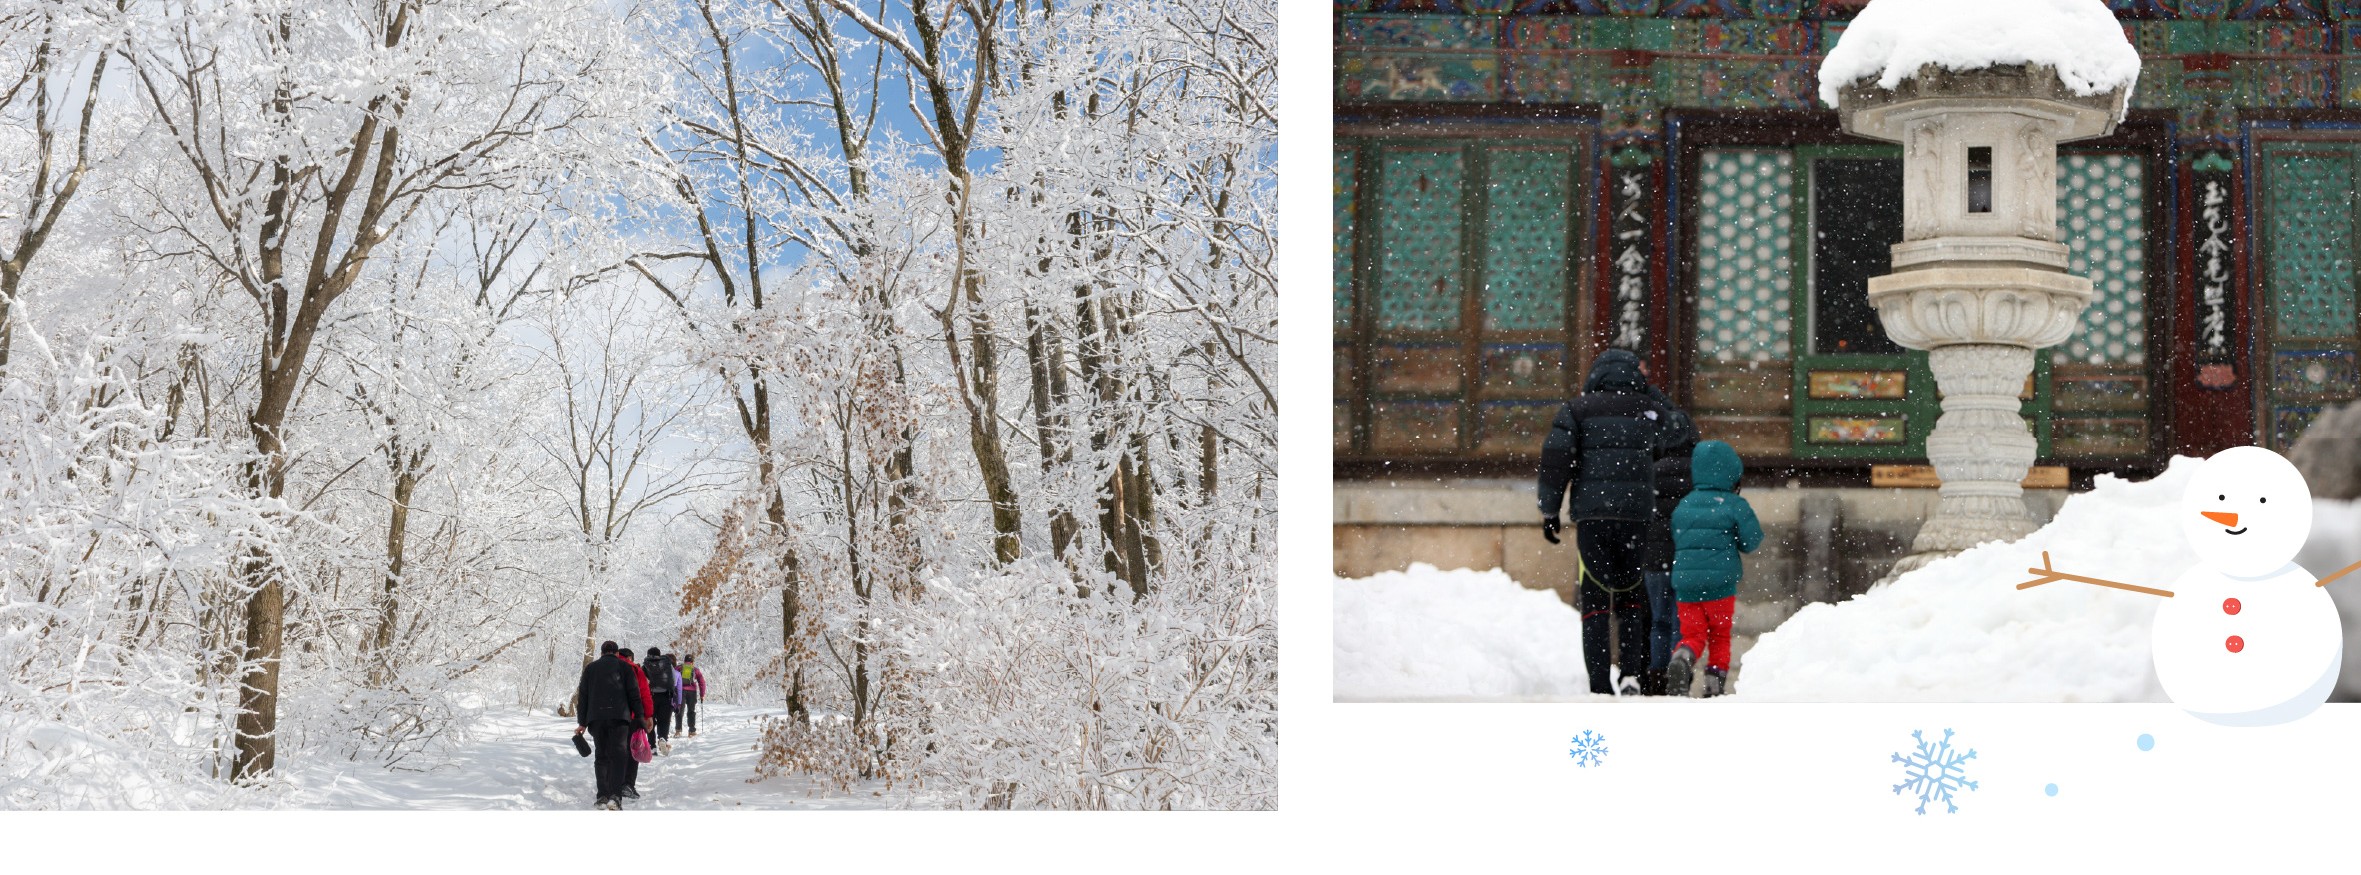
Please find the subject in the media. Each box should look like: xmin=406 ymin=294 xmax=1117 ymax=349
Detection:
xmin=2202 ymin=510 xmax=2240 ymax=527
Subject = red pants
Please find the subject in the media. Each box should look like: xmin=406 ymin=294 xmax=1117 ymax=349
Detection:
xmin=1676 ymin=597 xmax=1736 ymax=672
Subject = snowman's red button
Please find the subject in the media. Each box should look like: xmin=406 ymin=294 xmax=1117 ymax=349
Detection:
xmin=2224 ymin=597 xmax=2241 ymax=615
xmin=2226 ymin=635 xmax=2245 ymax=653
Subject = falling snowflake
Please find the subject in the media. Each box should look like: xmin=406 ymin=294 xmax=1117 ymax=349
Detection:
xmin=1891 ymin=728 xmax=1978 ymax=814
xmin=1567 ymin=730 xmax=1608 ymax=768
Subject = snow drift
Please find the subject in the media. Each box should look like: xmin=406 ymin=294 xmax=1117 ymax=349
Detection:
xmin=1332 ymin=564 xmax=1588 ymax=700
xmin=1745 ymin=458 xmax=2361 ymax=701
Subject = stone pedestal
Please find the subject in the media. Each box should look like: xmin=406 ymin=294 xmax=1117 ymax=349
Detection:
xmin=1838 ymin=65 xmax=2127 ymax=580
xmin=1887 ymin=345 xmax=2039 ymax=577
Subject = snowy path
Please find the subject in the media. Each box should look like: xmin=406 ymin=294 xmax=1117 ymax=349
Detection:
xmin=278 ymin=705 xmax=910 ymax=810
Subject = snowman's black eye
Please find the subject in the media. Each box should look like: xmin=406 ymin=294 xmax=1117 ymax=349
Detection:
xmin=2218 ymin=495 xmax=2225 ymax=501
xmin=2262 ymin=497 xmax=2268 ymax=504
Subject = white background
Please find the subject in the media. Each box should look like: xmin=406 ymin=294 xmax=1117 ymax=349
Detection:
xmin=16 ymin=1 xmax=2357 ymax=869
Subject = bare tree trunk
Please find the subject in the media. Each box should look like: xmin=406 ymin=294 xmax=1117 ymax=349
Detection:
xmin=1024 ymin=299 xmax=1078 ymax=563
xmin=231 ymin=472 xmax=286 ymax=780
xmin=1199 ymin=341 xmax=1219 ymax=503
xmin=561 ymin=593 xmax=600 ymax=717
xmin=779 ymin=547 xmax=806 ymax=723
xmin=840 ymin=419 xmax=871 ymax=730
xmin=1199 ymin=422 xmax=1218 ymax=502
xmin=368 ymin=451 xmax=421 ymax=686
xmin=1073 ymin=284 xmax=1152 ymax=596
xmin=1116 ymin=451 xmax=1152 ymax=599
xmin=941 ymin=173 xmax=1023 ymax=564
xmin=1128 ymin=428 xmax=1162 ymax=566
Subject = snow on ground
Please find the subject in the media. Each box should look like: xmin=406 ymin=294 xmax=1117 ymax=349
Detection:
xmin=1739 ymin=462 xmax=2198 ymax=701
xmin=1331 ymin=457 xmax=2361 ymax=703
xmin=275 ymin=705 xmax=912 ymax=810
xmin=5 ymin=714 xmax=245 ymax=810
xmin=1817 ymin=0 xmax=2140 ymax=108
xmin=1726 ymin=461 xmax=2361 ymax=702
xmin=1332 ymin=564 xmax=1590 ymax=700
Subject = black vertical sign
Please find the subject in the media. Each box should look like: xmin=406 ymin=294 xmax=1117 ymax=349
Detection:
xmin=2191 ymin=151 xmax=2237 ymax=388
xmin=1608 ymin=161 xmax=1650 ymax=352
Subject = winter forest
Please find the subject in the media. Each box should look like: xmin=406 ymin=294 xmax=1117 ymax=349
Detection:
xmin=0 ymin=0 xmax=1275 ymax=809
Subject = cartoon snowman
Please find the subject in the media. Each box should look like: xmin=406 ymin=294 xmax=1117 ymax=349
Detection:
xmin=2021 ymin=446 xmax=2361 ymax=726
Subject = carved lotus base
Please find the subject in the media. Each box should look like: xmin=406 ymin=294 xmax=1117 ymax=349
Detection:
xmin=1866 ymin=267 xmax=2092 ymax=350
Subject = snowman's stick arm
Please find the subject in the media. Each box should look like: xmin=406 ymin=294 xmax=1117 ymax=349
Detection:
xmin=2315 ymin=557 xmax=2361 ymax=588
xmin=2016 ymin=552 xmax=2175 ymax=598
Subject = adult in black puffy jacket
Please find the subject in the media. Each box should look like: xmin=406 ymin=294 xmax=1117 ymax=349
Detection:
xmin=1536 ymin=349 xmax=1692 ymax=696
xmin=575 ymin=641 xmax=644 ymax=810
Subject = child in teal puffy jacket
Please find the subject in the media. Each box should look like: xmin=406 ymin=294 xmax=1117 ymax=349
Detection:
xmin=1665 ymin=440 xmax=1762 ymax=697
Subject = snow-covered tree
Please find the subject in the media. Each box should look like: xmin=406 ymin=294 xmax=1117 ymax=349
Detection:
xmin=0 ymin=0 xmax=1271 ymax=810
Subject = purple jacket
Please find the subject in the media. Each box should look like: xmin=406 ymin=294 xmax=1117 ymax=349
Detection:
xmin=679 ymin=664 xmax=706 ymax=698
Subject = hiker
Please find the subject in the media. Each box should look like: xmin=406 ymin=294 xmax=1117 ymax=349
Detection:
xmin=1536 ymin=348 xmax=1694 ymax=696
xmin=617 ymin=647 xmax=655 ymax=797
xmin=676 ymin=655 xmax=705 ymax=737
xmin=1667 ymin=440 xmax=1764 ymax=698
xmin=574 ymin=640 xmax=644 ymax=810
xmin=1641 ymin=434 xmax=1699 ymax=696
xmin=644 ymin=646 xmax=678 ymax=749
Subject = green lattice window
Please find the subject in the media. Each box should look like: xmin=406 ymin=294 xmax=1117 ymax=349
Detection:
xmin=1686 ymin=149 xmax=1802 ymax=463
xmin=2048 ymin=151 xmax=2152 ymax=459
xmin=1483 ymin=149 xmax=1573 ymax=332
xmin=1337 ymin=136 xmax=1588 ymax=462
xmin=2268 ymin=152 xmax=2356 ymax=341
xmin=2056 ymin=154 xmax=2148 ymax=366
xmin=1375 ymin=150 xmax=1465 ymax=332
xmin=1335 ymin=149 xmax=1357 ymax=331
xmin=2260 ymin=144 xmax=2361 ymax=450
xmin=1694 ymin=150 xmax=1794 ymax=363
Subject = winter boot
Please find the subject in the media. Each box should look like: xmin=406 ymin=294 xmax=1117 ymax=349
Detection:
xmin=1617 ymin=674 xmax=1641 ymax=697
xmin=1642 ymin=669 xmax=1667 ymax=697
xmin=1665 ymin=646 xmax=1695 ymax=698
xmin=1702 ymin=667 xmax=1728 ymax=698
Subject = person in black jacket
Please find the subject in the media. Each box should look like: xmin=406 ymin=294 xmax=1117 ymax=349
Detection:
xmin=1537 ymin=349 xmax=1693 ymax=696
xmin=1641 ymin=437 xmax=1698 ymax=695
xmin=575 ymin=640 xmax=644 ymax=810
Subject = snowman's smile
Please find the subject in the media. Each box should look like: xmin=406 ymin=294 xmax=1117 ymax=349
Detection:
xmin=2223 ymin=527 xmax=2247 ymax=535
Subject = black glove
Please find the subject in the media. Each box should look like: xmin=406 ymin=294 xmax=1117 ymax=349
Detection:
xmin=1542 ymin=516 xmax=1562 ymax=545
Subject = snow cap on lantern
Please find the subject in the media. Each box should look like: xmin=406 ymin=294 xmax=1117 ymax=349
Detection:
xmin=1818 ymin=0 xmax=2140 ymax=114
xmin=1825 ymin=0 xmax=2136 ymax=261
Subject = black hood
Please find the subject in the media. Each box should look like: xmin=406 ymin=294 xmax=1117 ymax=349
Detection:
xmin=1584 ymin=348 xmax=1648 ymax=393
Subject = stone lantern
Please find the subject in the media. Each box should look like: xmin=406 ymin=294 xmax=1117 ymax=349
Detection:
xmin=1835 ymin=65 xmax=2130 ymax=578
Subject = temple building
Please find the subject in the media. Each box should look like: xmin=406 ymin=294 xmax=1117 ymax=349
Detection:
xmin=1332 ymin=0 xmax=2361 ymax=649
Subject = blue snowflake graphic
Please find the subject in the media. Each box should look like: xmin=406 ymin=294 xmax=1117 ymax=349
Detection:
xmin=1891 ymin=728 xmax=1978 ymax=814
xmin=1567 ymin=730 xmax=1608 ymax=768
